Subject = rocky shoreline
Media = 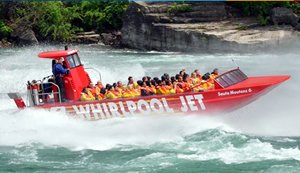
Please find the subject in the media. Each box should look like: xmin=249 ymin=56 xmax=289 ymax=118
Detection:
xmin=121 ymin=2 xmax=300 ymax=52
xmin=1 ymin=2 xmax=300 ymax=52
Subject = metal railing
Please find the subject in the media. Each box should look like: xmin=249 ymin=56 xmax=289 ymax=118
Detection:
xmin=85 ymin=67 xmax=102 ymax=82
xmin=27 ymin=80 xmax=61 ymax=106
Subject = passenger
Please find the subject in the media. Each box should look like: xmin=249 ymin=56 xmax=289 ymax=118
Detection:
xmin=173 ymin=80 xmax=184 ymax=93
xmin=52 ymin=57 xmax=69 ymax=102
xmin=198 ymin=73 xmax=214 ymax=90
xmin=146 ymin=76 xmax=151 ymax=82
xmin=139 ymin=80 xmax=154 ymax=96
xmin=95 ymin=81 xmax=104 ymax=97
xmin=80 ymin=88 xmax=95 ymax=101
xmin=179 ymin=69 xmax=186 ymax=77
xmin=142 ymin=76 xmax=148 ymax=83
xmin=210 ymin=68 xmax=219 ymax=80
xmin=161 ymin=75 xmax=166 ymax=82
xmin=182 ymin=74 xmax=192 ymax=92
xmin=177 ymin=76 xmax=190 ymax=92
xmin=122 ymin=87 xmax=134 ymax=98
xmin=116 ymin=81 xmax=124 ymax=94
xmin=112 ymin=83 xmax=121 ymax=97
xmin=170 ymin=76 xmax=176 ymax=84
xmin=175 ymin=74 xmax=180 ymax=81
xmin=127 ymin=76 xmax=139 ymax=89
xmin=194 ymin=69 xmax=202 ymax=79
xmin=105 ymin=85 xmax=118 ymax=99
xmin=165 ymin=80 xmax=176 ymax=94
xmin=150 ymin=79 xmax=157 ymax=94
xmin=163 ymin=73 xmax=170 ymax=81
xmin=97 ymin=88 xmax=106 ymax=100
xmin=191 ymin=72 xmax=200 ymax=85
xmin=95 ymin=81 xmax=104 ymax=89
xmin=87 ymin=82 xmax=97 ymax=97
xmin=128 ymin=85 xmax=140 ymax=97
xmin=156 ymin=80 xmax=169 ymax=95
xmin=153 ymin=77 xmax=159 ymax=84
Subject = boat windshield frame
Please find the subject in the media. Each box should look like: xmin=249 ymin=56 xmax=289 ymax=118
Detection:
xmin=214 ymin=68 xmax=248 ymax=88
xmin=66 ymin=53 xmax=82 ymax=69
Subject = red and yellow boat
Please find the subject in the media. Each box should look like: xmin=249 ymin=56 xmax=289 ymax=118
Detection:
xmin=8 ymin=48 xmax=290 ymax=120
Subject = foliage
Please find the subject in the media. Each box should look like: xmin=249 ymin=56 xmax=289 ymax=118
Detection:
xmin=229 ymin=2 xmax=300 ymax=26
xmin=167 ymin=3 xmax=192 ymax=15
xmin=31 ymin=2 xmax=82 ymax=41
xmin=0 ymin=19 xmax=12 ymax=38
xmin=73 ymin=0 xmax=128 ymax=32
xmin=0 ymin=0 xmax=128 ymax=42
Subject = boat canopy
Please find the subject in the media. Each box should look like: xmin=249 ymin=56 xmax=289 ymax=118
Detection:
xmin=38 ymin=49 xmax=79 ymax=59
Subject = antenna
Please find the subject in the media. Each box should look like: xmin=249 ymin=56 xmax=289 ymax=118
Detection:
xmin=65 ymin=45 xmax=68 ymax=50
xmin=231 ymin=58 xmax=239 ymax=69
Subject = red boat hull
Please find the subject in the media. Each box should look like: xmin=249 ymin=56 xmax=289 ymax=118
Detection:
xmin=36 ymin=75 xmax=290 ymax=120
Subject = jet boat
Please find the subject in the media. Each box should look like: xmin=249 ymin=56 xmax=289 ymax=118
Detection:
xmin=8 ymin=48 xmax=290 ymax=120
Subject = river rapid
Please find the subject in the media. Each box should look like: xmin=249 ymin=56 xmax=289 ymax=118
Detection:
xmin=0 ymin=44 xmax=300 ymax=172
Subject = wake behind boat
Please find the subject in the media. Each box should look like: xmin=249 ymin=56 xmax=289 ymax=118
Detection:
xmin=8 ymin=48 xmax=290 ymax=120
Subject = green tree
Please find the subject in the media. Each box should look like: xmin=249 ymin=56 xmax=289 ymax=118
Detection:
xmin=0 ymin=19 xmax=12 ymax=38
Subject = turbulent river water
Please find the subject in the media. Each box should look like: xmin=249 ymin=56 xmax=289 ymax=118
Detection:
xmin=0 ymin=44 xmax=300 ymax=172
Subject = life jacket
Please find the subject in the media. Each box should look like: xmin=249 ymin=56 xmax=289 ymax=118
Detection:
xmin=95 ymin=86 xmax=101 ymax=96
xmin=150 ymin=86 xmax=157 ymax=94
xmin=178 ymin=82 xmax=191 ymax=92
xmin=175 ymin=86 xmax=184 ymax=93
xmin=97 ymin=93 xmax=105 ymax=100
xmin=165 ymin=85 xmax=176 ymax=94
xmin=87 ymin=87 xmax=96 ymax=97
xmin=210 ymin=74 xmax=219 ymax=83
xmin=140 ymin=87 xmax=151 ymax=96
xmin=128 ymin=82 xmax=139 ymax=89
xmin=95 ymin=84 xmax=104 ymax=89
xmin=131 ymin=88 xmax=140 ymax=97
xmin=200 ymin=81 xmax=214 ymax=90
xmin=116 ymin=87 xmax=123 ymax=94
xmin=156 ymin=85 xmax=169 ymax=95
xmin=191 ymin=77 xmax=200 ymax=85
xmin=80 ymin=92 xmax=95 ymax=101
xmin=122 ymin=90 xmax=135 ymax=98
xmin=105 ymin=91 xmax=118 ymax=99
xmin=112 ymin=90 xmax=122 ymax=97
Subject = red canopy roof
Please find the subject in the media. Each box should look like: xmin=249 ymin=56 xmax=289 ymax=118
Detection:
xmin=38 ymin=49 xmax=79 ymax=59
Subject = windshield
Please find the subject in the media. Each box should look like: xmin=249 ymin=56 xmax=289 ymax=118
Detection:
xmin=66 ymin=53 xmax=82 ymax=69
xmin=215 ymin=68 xmax=248 ymax=88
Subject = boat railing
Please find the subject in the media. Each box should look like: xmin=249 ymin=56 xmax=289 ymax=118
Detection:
xmin=85 ymin=67 xmax=102 ymax=82
xmin=27 ymin=80 xmax=61 ymax=106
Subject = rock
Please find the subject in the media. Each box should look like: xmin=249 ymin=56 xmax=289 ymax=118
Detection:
xmin=121 ymin=2 xmax=300 ymax=52
xmin=73 ymin=31 xmax=100 ymax=44
xmin=0 ymin=39 xmax=12 ymax=48
xmin=100 ymin=32 xmax=122 ymax=47
xmin=295 ymin=23 xmax=300 ymax=31
xmin=271 ymin=7 xmax=299 ymax=27
xmin=10 ymin=21 xmax=38 ymax=45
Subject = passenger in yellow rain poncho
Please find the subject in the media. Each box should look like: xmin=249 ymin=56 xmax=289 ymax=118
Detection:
xmin=192 ymin=73 xmax=214 ymax=91
xmin=105 ymin=85 xmax=118 ymax=99
xmin=190 ymin=72 xmax=200 ymax=85
xmin=156 ymin=80 xmax=176 ymax=95
xmin=80 ymin=88 xmax=95 ymax=101
xmin=127 ymin=76 xmax=139 ymax=89
xmin=209 ymin=68 xmax=219 ymax=83
xmin=122 ymin=86 xmax=135 ymax=98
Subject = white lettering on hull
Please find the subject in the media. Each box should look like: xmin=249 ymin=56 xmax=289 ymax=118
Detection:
xmin=51 ymin=94 xmax=206 ymax=120
xmin=218 ymin=88 xmax=252 ymax=97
